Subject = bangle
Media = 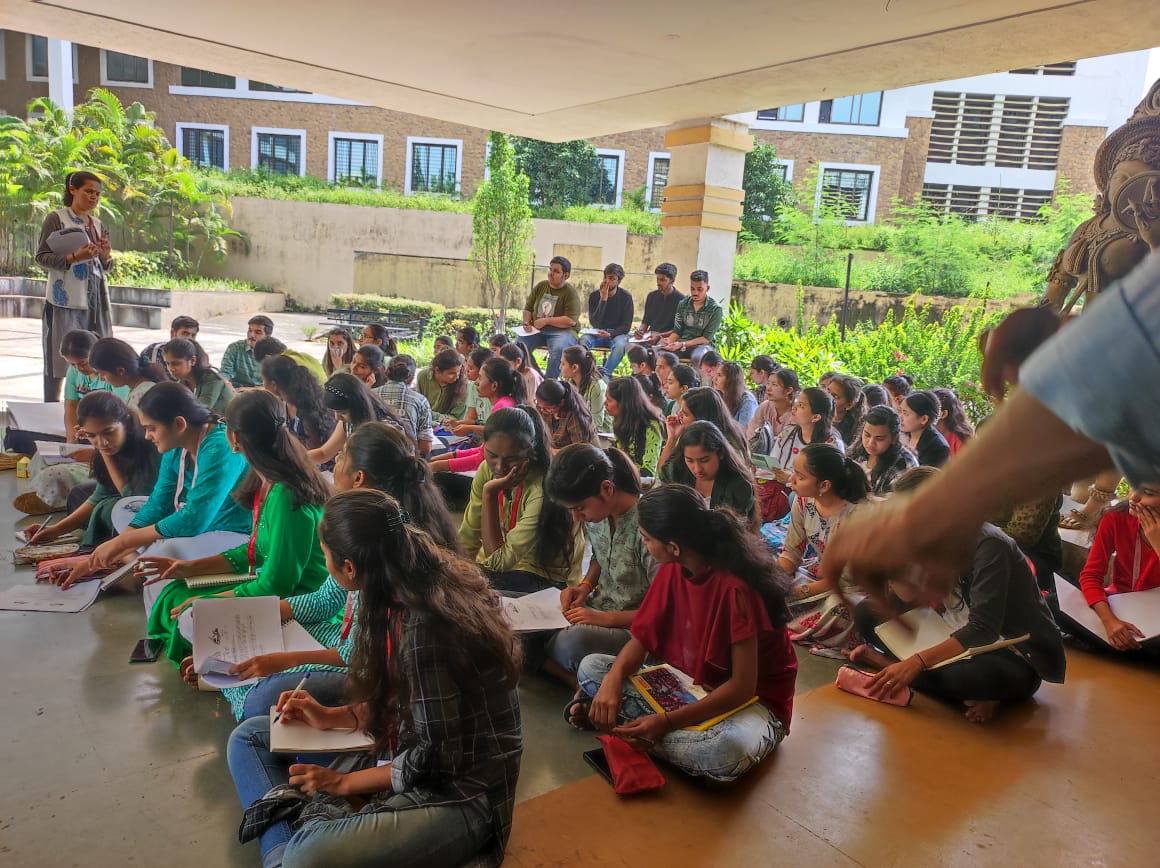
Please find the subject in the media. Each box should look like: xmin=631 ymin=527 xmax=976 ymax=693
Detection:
xmin=578 ymin=579 xmax=596 ymax=591
xmin=915 ymin=651 xmax=929 ymax=670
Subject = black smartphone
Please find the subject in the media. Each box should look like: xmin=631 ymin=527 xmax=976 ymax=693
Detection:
xmin=582 ymin=747 xmax=613 ymax=786
xmin=129 ymin=638 xmax=162 ymax=663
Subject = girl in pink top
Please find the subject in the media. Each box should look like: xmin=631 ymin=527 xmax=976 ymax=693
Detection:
xmin=431 ymin=357 xmax=526 ymax=474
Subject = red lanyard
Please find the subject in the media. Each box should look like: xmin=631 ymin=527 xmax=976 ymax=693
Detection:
xmin=246 ymin=486 xmax=268 ymax=578
xmin=499 ymin=485 xmax=523 ymax=536
xmin=339 ymin=592 xmax=356 ymax=641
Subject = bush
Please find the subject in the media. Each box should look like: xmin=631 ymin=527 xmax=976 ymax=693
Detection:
xmin=198 ymin=169 xmax=472 ymax=213
xmin=328 ymin=294 xmax=521 ymax=337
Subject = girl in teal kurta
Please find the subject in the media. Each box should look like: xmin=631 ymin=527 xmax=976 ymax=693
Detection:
xmin=138 ymin=390 xmax=331 ymax=664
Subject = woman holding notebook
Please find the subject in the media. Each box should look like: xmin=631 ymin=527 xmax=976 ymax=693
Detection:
xmin=226 ymin=489 xmax=522 ymax=868
xmin=136 ymin=390 xmax=330 ymax=665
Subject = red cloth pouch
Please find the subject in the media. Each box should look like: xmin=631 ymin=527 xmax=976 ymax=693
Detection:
xmin=835 ymin=665 xmax=913 ymax=707
xmin=595 ymin=734 xmax=665 ymax=795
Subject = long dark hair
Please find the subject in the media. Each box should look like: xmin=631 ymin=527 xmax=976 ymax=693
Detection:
xmin=261 ymin=355 xmax=336 ymax=448
xmin=163 ymin=337 xmax=215 ymax=386
xmin=364 ymin=323 xmax=398 ymax=357
xmin=480 ymin=356 xmax=526 ymax=404
xmin=321 ymin=489 xmax=520 ymax=754
xmin=562 ymin=345 xmax=598 ymax=395
xmin=883 ymin=374 xmax=913 ymax=401
xmin=483 ymin=405 xmax=575 ymax=578
xmin=76 ymin=391 xmax=156 ymax=493
xmin=63 ymin=170 xmax=101 ymax=206
xmin=137 ymin=379 xmax=215 ymax=428
xmin=632 ymin=372 xmax=665 ymax=411
xmin=797 ymin=386 xmax=835 ymax=445
xmin=669 ymin=364 xmax=700 ymax=392
xmin=430 ymin=349 xmax=469 ymax=415
xmin=716 ymin=361 xmax=749 ymax=416
xmin=468 ymin=346 xmax=494 ymax=375
xmin=934 ymin=387 xmax=974 ymax=442
xmin=638 ymin=484 xmax=789 ymax=627
xmin=323 ymin=327 xmax=355 ymax=376
xmin=663 ymin=420 xmax=754 ymax=489
xmin=679 ymin=387 xmax=748 ymax=455
xmin=89 ymin=337 xmax=166 ymax=384
xmin=608 ymin=376 xmax=664 ymax=466
xmin=903 ymin=390 xmax=941 ymax=433
xmin=354 ymin=344 xmax=388 ymax=388
xmin=498 ymin=341 xmax=533 ymax=375
xmin=545 ymin=443 xmax=642 ymax=503
xmin=535 ymin=379 xmax=595 ymax=444
xmin=627 ymin=345 xmax=656 ymax=372
xmin=831 ymin=374 xmax=867 ymax=433
xmin=772 ymin=367 xmax=800 ymax=398
xmin=225 ymin=390 xmax=331 ymax=509
xmin=801 ymin=442 xmax=869 ymax=503
xmin=343 ymin=422 xmax=459 ymax=551
xmin=324 ymin=372 xmax=408 ymax=434
xmin=848 ymin=405 xmax=906 ymax=489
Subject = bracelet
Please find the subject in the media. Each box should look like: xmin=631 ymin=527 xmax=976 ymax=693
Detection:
xmin=915 ymin=651 xmax=929 ymax=670
xmin=577 ymin=579 xmax=596 ymax=591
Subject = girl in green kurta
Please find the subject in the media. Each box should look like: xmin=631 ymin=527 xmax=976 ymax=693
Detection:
xmin=25 ymin=391 xmax=159 ymax=549
xmin=162 ymin=337 xmax=236 ymax=416
xmin=138 ymin=390 xmax=332 ymax=665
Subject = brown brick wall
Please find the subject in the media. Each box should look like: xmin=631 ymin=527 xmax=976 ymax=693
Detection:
xmin=898 ymin=116 xmax=932 ymax=206
xmin=1055 ymin=125 xmax=1106 ymax=198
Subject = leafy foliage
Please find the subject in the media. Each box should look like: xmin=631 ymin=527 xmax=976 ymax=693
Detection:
xmin=202 ymin=168 xmax=473 ymax=212
xmin=510 ymin=137 xmax=600 ymax=209
xmin=741 ymin=143 xmax=796 ymax=242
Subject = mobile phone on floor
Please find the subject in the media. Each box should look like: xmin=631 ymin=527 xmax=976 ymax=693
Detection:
xmin=129 ymin=638 xmax=163 ymax=663
xmin=582 ymin=748 xmax=613 ymax=786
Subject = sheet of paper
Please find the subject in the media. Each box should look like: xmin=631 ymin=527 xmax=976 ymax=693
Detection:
xmin=579 ymin=328 xmax=604 ymax=336
xmin=874 ymin=607 xmax=954 ymax=661
xmin=1055 ymin=574 xmax=1160 ymax=643
xmin=281 ymin=619 xmax=327 ymax=654
xmin=3 ymin=401 xmax=68 ymax=439
xmin=0 ymin=581 xmax=101 ymax=613
xmin=268 ymin=707 xmax=374 ymax=754
xmin=512 ymin=325 xmax=539 ymax=337
xmin=501 ymin=586 xmax=570 ymax=632
xmin=192 ymin=596 xmax=284 ymax=688
xmin=33 ymin=441 xmax=89 ymax=465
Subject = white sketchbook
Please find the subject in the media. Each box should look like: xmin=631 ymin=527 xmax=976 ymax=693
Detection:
xmin=875 ymin=607 xmax=1029 ymax=671
xmin=0 ymin=581 xmax=101 ymax=613
xmin=192 ymin=596 xmax=284 ymax=688
xmin=2 ymin=401 xmax=68 ymax=438
xmin=268 ymin=707 xmax=375 ymax=754
xmin=501 ymin=586 xmax=570 ymax=632
xmin=46 ymin=227 xmax=88 ymax=258
xmin=185 ymin=572 xmax=245 ymax=589
xmin=512 ymin=325 xmax=540 ymax=337
xmin=1054 ymin=574 xmax=1160 ymax=644
xmin=579 ymin=328 xmax=604 ymax=336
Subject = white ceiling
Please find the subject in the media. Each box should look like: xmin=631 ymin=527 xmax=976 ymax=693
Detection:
xmin=6 ymin=0 xmax=1160 ymax=139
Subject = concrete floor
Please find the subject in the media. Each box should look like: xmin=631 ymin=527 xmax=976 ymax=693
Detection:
xmin=0 ymin=310 xmax=844 ymax=865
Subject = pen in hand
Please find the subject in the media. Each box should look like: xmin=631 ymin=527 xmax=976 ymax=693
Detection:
xmin=271 ymin=673 xmax=311 ymax=726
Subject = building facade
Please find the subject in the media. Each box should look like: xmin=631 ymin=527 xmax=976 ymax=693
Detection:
xmin=1 ymin=30 xmax=1152 ymax=225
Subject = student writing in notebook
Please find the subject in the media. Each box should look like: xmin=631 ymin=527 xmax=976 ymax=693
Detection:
xmin=137 ymin=390 xmax=330 ymax=666
xmin=226 ymin=489 xmax=522 ymax=868
xmin=850 ymin=467 xmax=1066 ymax=723
xmin=571 ymin=484 xmax=797 ymax=783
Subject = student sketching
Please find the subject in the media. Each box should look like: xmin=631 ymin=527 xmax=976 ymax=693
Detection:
xmin=544 ymin=444 xmax=657 ymax=686
xmin=561 ymin=345 xmax=609 ymax=433
xmin=534 ymin=379 xmax=598 ymax=450
xmin=827 ymin=374 xmax=867 ymax=449
xmin=429 ymin=357 xmax=526 ymax=474
xmin=162 ymin=337 xmax=236 ymax=416
xmin=308 ymin=373 xmax=411 ymax=467
xmin=900 ymin=390 xmax=951 ymax=467
xmin=458 ymin=406 xmax=582 ymax=595
xmin=570 ymin=484 xmax=797 ymax=783
xmin=373 ymin=354 xmax=435 ymax=456
xmin=219 ymin=422 xmax=460 ymax=721
xmin=714 ymin=361 xmax=759 ymax=429
xmin=851 ymin=467 xmax=1066 ymax=724
xmin=659 ymin=421 xmax=759 ymax=526
xmin=433 ymin=336 xmax=454 ymax=354
xmin=67 ymin=382 xmax=251 ymax=585
xmin=605 ymin=376 xmax=666 ymax=477
xmin=582 ymin=262 xmax=635 ymax=379
xmin=227 ymin=489 xmax=522 ymax=867
xmin=416 ymin=348 xmax=470 ymax=423
xmin=60 ymin=329 xmax=130 ymax=439
xmin=658 ymin=386 xmax=749 ymax=471
xmin=137 ymin=390 xmax=330 ymax=666
xmin=31 ymin=392 xmax=160 ymax=551
xmin=635 ymin=262 xmax=683 ymax=343
xmin=321 ymin=327 xmax=355 ymax=378
xmin=847 ymin=405 xmax=917 ymax=497
xmin=261 ymin=355 xmax=338 ymax=460
xmin=89 ymin=336 xmax=165 ymax=413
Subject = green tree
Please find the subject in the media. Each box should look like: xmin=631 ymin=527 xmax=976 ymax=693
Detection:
xmin=510 ymin=137 xmax=600 ymax=210
xmin=741 ymin=143 xmax=795 ymax=241
xmin=472 ymin=132 xmax=535 ymax=331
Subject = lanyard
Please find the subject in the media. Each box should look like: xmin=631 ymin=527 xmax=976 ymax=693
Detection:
xmin=339 ymin=592 xmax=356 ymax=642
xmin=499 ymin=485 xmax=523 ymax=538
xmin=1132 ymin=534 xmax=1143 ymax=591
xmin=172 ymin=425 xmax=209 ymax=512
xmin=246 ymin=486 xmax=268 ymax=579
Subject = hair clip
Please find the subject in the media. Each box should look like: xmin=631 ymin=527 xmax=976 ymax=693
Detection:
xmin=324 ymin=383 xmax=345 ymax=397
xmin=385 ymin=510 xmax=411 ymax=531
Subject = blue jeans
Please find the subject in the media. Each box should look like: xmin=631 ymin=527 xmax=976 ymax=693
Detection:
xmin=546 ymin=624 xmax=632 ymax=674
xmin=227 ymin=716 xmax=300 ymax=866
xmin=582 ymin=334 xmax=630 ymax=377
xmin=242 ymin=670 xmax=351 ymax=721
xmin=518 ymin=329 xmax=575 ymax=380
xmin=576 ymin=653 xmax=785 ymax=782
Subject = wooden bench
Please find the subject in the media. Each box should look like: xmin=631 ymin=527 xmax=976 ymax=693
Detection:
xmin=321 ymin=307 xmax=429 ymax=341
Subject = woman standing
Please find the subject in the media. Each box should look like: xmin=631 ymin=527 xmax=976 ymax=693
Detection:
xmin=36 ymin=171 xmax=114 ymax=402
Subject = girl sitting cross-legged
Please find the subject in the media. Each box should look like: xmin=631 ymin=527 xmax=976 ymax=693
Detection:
xmin=226 ymin=489 xmax=523 ymax=868
xmin=570 ymin=483 xmax=798 ymax=783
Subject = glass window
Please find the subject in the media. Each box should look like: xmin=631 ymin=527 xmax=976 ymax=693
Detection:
xmin=105 ymin=51 xmax=150 ymax=84
xmin=248 ymin=80 xmax=307 ymax=93
xmin=410 ymin=142 xmax=459 ymax=194
xmin=256 ymin=133 xmax=302 ymax=175
xmin=333 ymin=137 xmax=380 ymax=185
xmin=819 ymin=92 xmax=882 ymax=126
xmin=648 ymin=157 xmax=670 ymax=210
xmin=180 ymin=67 xmax=236 ymax=89
xmin=591 ymin=152 xmax=620 ymax=206
xmin=182 ymin=128 xmax=226 ymax=171
xmin=756 ymin=104 xmax=804 ymax=122
xmin=29 ymin=35 xmax=47 ymax=79
xmin=820 ymin=169 xmax=874 ymax=221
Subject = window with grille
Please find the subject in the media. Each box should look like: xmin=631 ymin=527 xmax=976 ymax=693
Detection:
xmin=249 ymin=80 xmax=307 ymax=93
xmin=756 ymin=104 xmax=805 ymax=122
xmin=181 ymin=127 xmax=226 ymax=170
xmin=256 ymin=133 xmax=302 ymax=175
xmin=819 ymin=92 xmax=881 ymax=126
xmin=922 ymin=183 xmax=1053 ymax=220
xmin=591 ymin=153 xmax=621 ymax=206
xmin=1010 ymin=61 xmax=1077 ymax=76
xmin=929 ymin=92 xmax=1068 ymax=170
xmin=648 ymin=157 xmax=670 ymax=210
xmin=181 ymin=67 xmax=236 ymax=88
xmin=104 ymin=51 xmax=150 ymax=84
xmin=333 ymin=138 xmax=380 ymax=185
xmin=410 ymin=142 xmax=459 ymax=194
xmin=820 ymin=169 xmax=874 ymax=221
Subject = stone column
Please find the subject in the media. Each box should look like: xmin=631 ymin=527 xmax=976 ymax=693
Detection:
xmin=47 ymin=38 xmax=75 ymax=115
xmin=659 ymin=114 xmax=754 ymax=307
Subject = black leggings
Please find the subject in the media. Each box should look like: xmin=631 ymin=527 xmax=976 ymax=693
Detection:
xmin=854 ymin=600 xmax=1042 ymax=706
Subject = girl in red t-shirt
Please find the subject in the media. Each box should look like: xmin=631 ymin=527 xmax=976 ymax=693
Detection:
xmin=573 ymin=484 xmax=798 ymax=782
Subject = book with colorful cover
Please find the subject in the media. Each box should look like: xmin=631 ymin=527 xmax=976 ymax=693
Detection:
xmin=630 ymin=664 xmax=758 ymax=731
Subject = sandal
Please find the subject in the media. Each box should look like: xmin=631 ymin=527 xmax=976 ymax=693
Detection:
xmin=563 ymin=694 xmax=595 ymax=731
xmin=1058 ymin=509 xmax=1095 ymax=530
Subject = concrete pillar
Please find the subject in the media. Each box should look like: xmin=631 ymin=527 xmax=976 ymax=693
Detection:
xmin=658 ymin=114 xmax=754 ymax=307
xmin=47 ymin=38 xmax=75 ymax=115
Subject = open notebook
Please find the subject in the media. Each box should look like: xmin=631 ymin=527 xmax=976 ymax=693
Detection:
xmin=1055 ymin=574 xmax=1160 ymax=644
xmin=269 ymin=709 xmax=375 ymax=753
xmin=874 ymin=607 xmax=1029 ymax=670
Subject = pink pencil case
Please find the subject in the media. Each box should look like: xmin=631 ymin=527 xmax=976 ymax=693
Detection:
xmin=835 ymin=665 xmax=913 ymax=707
